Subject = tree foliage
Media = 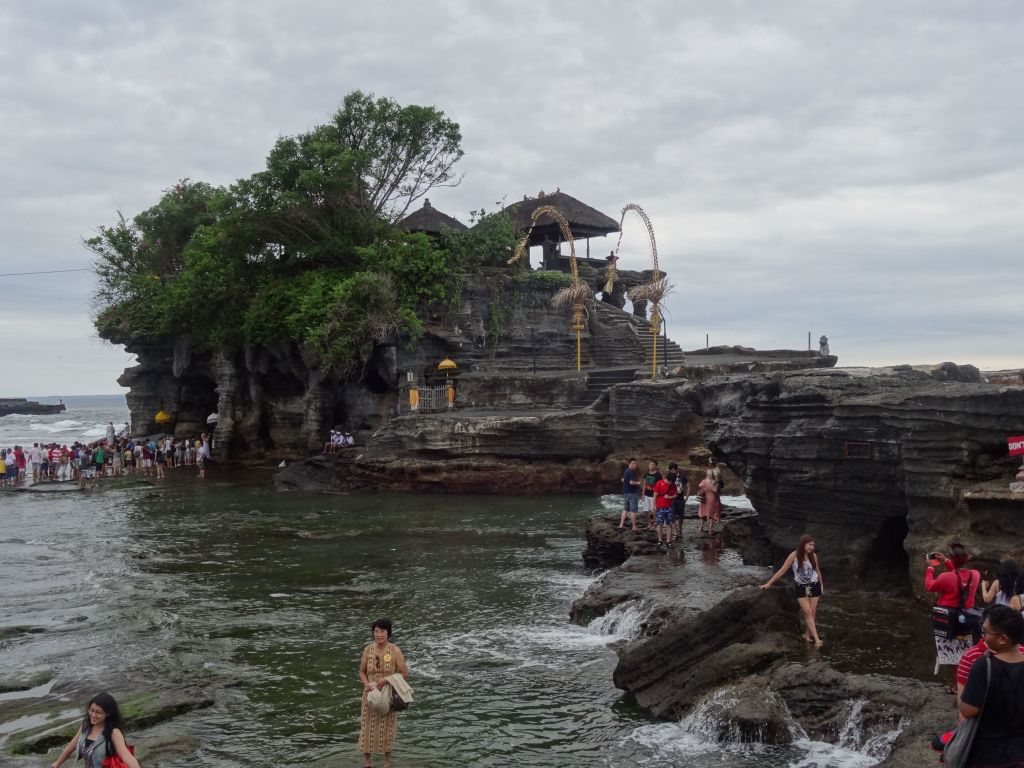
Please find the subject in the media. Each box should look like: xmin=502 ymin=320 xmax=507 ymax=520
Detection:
xmin=437 ymin=209 xmax=517 ymax=269
xmin=89 ymin=91 xmax=481 ymax=377
xmin=333 ymin=90 xmax=464 ymax=223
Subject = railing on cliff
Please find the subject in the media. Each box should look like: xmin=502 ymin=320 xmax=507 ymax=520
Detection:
xmin=406 ymin=384 xmax=455 ymax=414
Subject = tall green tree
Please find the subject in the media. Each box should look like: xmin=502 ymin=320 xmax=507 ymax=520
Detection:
xmin=328 ymin=90 xmax=464 ymax=223
xmin=89 ymin=91 xmax=467 ymax=359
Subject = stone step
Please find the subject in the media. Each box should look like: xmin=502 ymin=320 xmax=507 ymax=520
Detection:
xmin=569 ymin=367 xmax=639 ymax=408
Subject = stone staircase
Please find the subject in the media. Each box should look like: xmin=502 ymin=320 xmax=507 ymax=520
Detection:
xmin=639 ymin=331 xmax=686 ymax=375
xmin=569 ymin=366 xmax=639 ymax=408
xmin=591 ymin=301 xmax=686 ymax=375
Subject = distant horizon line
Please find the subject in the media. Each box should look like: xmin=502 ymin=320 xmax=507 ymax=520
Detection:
xmin=15 ymin=393 xmax=128 ymax=400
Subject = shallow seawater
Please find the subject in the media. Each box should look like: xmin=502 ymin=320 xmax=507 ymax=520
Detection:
xmin=0 ymin=481 xmax=917 ymax=766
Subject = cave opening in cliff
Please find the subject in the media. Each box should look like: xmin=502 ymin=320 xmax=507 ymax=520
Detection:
xmin=864 ymin=514 xmax=910 ymax=588
xmin=361 ymin=367 xmax=391 ymax=395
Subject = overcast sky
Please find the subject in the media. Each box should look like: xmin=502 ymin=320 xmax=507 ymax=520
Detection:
xmin=1 ymin=1 xmax=1022 ymax=396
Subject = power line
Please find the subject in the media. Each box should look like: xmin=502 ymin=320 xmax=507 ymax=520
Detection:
xmin=0 ymin=268 xmax=93 ymax=277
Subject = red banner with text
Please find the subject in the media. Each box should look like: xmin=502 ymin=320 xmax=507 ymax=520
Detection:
xmin=1009 ymin=436 xmax=1024 ymax=457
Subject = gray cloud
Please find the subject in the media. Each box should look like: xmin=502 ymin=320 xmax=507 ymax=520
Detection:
xmin=1 ymin=0 xmax=1022 ymax=396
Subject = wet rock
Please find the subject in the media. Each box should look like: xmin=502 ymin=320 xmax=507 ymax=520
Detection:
xmin=582 ymin=511 xmax=758 ymax=571
xmin=580 ymin=515 xmax=656 ymax=570
xmin=613 ymin=587 xmax=798 ymax=719
xmin=771 ymin=661 xmax=851 ymax=740
xmin=690 ymin=677 xmax=796 ymax=745
xmin=3 ymin=687 xmax=215 ymax=756
xmin=274 ymin=454 xmax=342 ymax=492
xmin=0 ymin=671 xmax=54 ymax=695
xmin=721 ymin=515 xmax=776 ymax=566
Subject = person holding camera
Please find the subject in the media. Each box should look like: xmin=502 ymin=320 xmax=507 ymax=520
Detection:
xmin=926 ymin=543 xmax=982 ymax=674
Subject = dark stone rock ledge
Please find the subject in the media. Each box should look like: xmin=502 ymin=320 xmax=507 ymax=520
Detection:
xmin=574 ymin=515 xmax=952 ymax=766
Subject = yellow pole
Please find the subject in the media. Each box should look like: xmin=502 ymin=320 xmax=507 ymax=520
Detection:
xmin=577 ymin=328 xmax=582 ymax=371
xmin=651 ymin=329 xmax=657 ymax=379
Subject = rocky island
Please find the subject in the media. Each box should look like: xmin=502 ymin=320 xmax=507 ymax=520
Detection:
xmin=82 ymin=90 xmax=1024 ymax=766
xmin=0 ymin=398 xmax=65 ymax=417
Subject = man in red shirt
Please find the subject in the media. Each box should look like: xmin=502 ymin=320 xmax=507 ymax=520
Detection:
xmin=652 ymin=471 xmax=679 ymax=549
xmin=48 ymin=445 xmax=61 ymax=480
xmin=14 ymin=447 xmax=26 ymax=484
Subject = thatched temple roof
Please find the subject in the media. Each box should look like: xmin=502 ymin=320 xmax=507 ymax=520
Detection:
xmin=397 ymin=199 xmax=468 ymax=235
xmin=501 ymin=190 xmax=619 ymax=245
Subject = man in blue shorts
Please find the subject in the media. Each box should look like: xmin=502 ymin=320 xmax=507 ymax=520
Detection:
xmin=618 ymin=458 xmax=641 ymax=531
xmin=653 ymin=471 xmax=679 ymax=548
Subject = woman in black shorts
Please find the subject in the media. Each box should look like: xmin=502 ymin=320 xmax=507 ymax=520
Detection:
xmin=760 ymin=534 xmax=825 ymax=647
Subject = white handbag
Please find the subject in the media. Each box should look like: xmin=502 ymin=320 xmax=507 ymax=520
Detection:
xmin=366 ymin=685 xmax=391 ymax=714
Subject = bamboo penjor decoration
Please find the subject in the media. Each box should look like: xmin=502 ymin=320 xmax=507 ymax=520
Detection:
xmin=614 ymin=204 xmax=675 ymax=379
xmin=508 ymin=204 xmax=593 ymax=371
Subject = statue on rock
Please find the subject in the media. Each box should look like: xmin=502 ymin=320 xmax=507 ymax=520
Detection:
xmin=818 ymin=335 xmax=830 ymax=356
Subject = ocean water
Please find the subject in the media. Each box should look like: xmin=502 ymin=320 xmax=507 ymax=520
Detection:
xmin=0 ymin=394 xmax=129 ymax=449
xmin=0 ymin=483 xmax=907 ymax=767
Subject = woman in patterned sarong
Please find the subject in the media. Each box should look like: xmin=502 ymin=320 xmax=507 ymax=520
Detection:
xmin=358 ymin=617 xmax=409 ymax=768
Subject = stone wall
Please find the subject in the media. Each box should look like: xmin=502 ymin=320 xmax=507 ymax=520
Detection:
xmin=692 ymin=365 xmax=1024 ymax=585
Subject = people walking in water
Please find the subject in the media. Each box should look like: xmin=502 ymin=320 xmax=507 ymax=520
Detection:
xmin=982 ymin=560 xmax=1019 ymax=606
xmin=618 ymin=458 xmax=642 ymax=531
xmin=760 ymin=534 xmax=825 ymax=647
xmin=697 ymin=469 xmax=722 ymax=535
xmin=358 ymin=617 xmax=410 ymax=768
xmin=926 ymin=543 xmax=982 ymax=675
xmin=50 ymin=691 xmax=140 ymax=768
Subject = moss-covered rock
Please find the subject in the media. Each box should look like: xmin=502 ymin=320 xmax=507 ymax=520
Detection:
xmin=3 ymin=687 xmax=214 ymax=756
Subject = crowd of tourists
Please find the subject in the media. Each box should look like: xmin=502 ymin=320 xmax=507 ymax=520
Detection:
xmin=921 ymin=547 xmax=1024 ymax=766
xmin=618 ymin=457 xmax=724 ymax=547
xmin=616 ymin=451 xmax=1024 ymax=766
xmin=0 ymin=424 xmax=214 ymax=488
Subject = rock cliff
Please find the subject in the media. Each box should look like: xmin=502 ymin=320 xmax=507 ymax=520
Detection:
xmin=691 ymin=364 xmax=1024 ymax=586
xmin=580 ymin=519 xmax=952 ymax=767
xmin=277 ymin=361 xmax=1024 ymax=582
xmin=116 ymin=268 xmax=650 ymax=458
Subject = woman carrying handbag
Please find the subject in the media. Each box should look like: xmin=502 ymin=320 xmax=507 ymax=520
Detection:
xmin=50 ymin=692 xmax=140 ymax=768
xmin=358 ymin=617 xmax=410 ymax=768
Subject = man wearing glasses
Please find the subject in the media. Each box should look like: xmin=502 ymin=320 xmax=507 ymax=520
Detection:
xmin=955 ymin=606 xmax=1024 ymax=766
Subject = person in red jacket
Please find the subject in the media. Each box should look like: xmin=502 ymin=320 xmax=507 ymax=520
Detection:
xmin=926 ymin=542 xmax=982 ymax=675
xmin=652 ymin=472 xmax=678 ymax=549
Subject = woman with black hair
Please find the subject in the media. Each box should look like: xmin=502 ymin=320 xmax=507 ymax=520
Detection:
xmin=358 ymin=617 xmax=409 ymax=768
xmin=50 ymin=692 xmax=140 ymax=768
xmin=927 ymin=543 xmax=982 ymax=674
xmin=760 ymin=534 xmax=825 ymax=647
xmin=1009 ymin=573 xmax=1024 ymax=615
xmin=983 ymin=560 xmax=1020 ymax=607
xmin=958 ymin=605 xmax=1024 ymax=766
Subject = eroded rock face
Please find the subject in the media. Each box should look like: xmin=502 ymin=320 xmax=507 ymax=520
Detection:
xmin=112 ymin=271 xmax=651 ymax=460
xmin=582 ymin=514 xmax=951 ymax=765
xmin=692 ymin=366 xmax=1024 ymax=585
xmin=612 ymin=587 xmax=797 ymax=718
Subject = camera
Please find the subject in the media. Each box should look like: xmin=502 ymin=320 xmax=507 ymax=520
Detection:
xmin=926 ymin=551 xmax=944 ymax=562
